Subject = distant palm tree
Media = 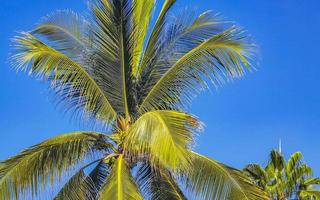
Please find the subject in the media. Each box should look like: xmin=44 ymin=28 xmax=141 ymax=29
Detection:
xmin=244 ymin=150 xmax=320 ymax=200
xmin=0 ymin=0 xmax=267 ymax=199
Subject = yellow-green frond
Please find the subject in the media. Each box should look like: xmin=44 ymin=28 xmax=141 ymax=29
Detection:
xmin=135 ymin=164 xmax=186 ymax=200
xmin=300 ymin=190 xmax=320 ymax=200
xmin=132 ymin=0 xmax=155 ymax=76
xmin=32 ymin=10 xmax=91 ymax=55
xmin=139 ymin=0 xmax=176 ymax=74
xmin=243 ymin=164 xmax=268 ymax=190
xmin=286 ymin=151 xmax=303 ymax=173
xmin=183 ymin=152 xmax=269 ymax=200
xmin=0 ymin=132 xmax=109 ymax=199
xmin=188 ymin=11 xmax=219 ymax=31
xmin=12 ymin=33 xmax=117 ymax=123
xmin=54 ymin=159 xmax=110 ymax=200
xmin=54 ymin=169 xmax=97 ymax=200
xmin=99 ymin=155 xmax=143 ymax=200
xmin=90 ymin=0 xmax=135 ymax=117
xmin=139 ymin=27 xmax=254 ymax=113
xmin=123 ymin=110 xmax=201 ymax=170
xmin=304 ymin=178 xmax=320 ymax=186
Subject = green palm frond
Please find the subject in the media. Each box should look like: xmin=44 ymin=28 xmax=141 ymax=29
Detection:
xmin=288 ymin=164 xmax=312 ymax=185
xmin=140 ymin=10 xmax=220 ymax=77
xmin=131 ymin=0 xmax=155 ymax=76
xmin=183 ymin=152 xmax=269 ymax=200
xmin=136 ymin=164 xmax=186 ymax=200
xmin=0 ymin=132 xmax=110 ymax=199
xmin=266 ymin=150 xmax=285 ymax=172
xmin=54 ymin=158 xmax=110 ymax=200
xmin=286 ymin=151 xmax=303 ymax=173
xmin=90 ymin=0 xmax=135 ymax=117
xmin=304 ymin=178 xmax=320 ymax=186
xmin=299 ymin=178 xmax=320 ymax=200
xmin=139 ymin=0 xmax=176 ymax=75
xmin=99 ymin=154 xmax=143 ymax=200
xmin=123 ymin=110 xmax=201 ymax=170
xmin=225 ymin=165 xmax=270 ymax=200
xmin=12 ymin=33 xmax=117 ymax=123
xmin=152 ymin=171 xmax=186 ymax=200
xmin=243 ymin=164 xmax=268 ymax=190
xmin=300 ymin=189 xmax=320 ymax=200
xmin=32 ymin=10 xmax=91 ymax=55
xmin=54 ymin=169 xmax=96 ymax=200
xmin=138 ymin=11 xmax=222 ymax=109
xmin=87 ymin=160 xmax=110 ymax=192
xmin=139 ymin=27 xmax=253 ymax=113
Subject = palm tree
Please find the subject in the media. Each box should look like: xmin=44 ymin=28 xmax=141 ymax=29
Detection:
xmin=244 ymin=150 xmax=320 ymax=200
xmin=0 ymin=0 xmax=268 ymax=199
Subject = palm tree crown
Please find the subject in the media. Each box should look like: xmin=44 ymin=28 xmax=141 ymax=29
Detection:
xmin=1 ymin=0 xmax=267 ymax=199
xmin=244 ymin=150 xmax=320 ymax=200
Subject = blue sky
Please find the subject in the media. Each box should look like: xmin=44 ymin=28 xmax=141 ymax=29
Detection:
xmin=0 ymin=0 xmax=319 ymax=180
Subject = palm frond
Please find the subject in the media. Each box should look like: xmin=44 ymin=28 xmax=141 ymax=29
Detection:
xmin=300 ymin=189 xmax=320 ymax=200
xmin=99 ymin=154 xmax=143 ymax=200
xmin=123 ymin=110 xmax=201 ymax=170
xmin=0 ymin=132 xmax=110 ymax=199
xmin=12 ymin=33 xmax=117 ymax=123
xmin=54 ymin=158 xmax=110 ymax=200
xmin=137 ymin=11 xmax=222 ymax=109
xmin=87 ymin=160 xmax=110 ymax=192
xmin=54 ymin=169 xmax=96 ymax=200
xmin=89 ymin=0 xmax=135 ymax=117
xmin=304 ymin=178 xmax=320 ymax=186
xmin=139 ymin=0 xmax=176 ymax=75
xmin=139 ymin=27 xmax=254 ymax=113
xmin=288 ymin=164 xmax=312 ymax=184
xmin=150 ymin=169 xmax=186 ymax=200
xmin=32 ymin=10 xmax=91 ymax=56
xmin=243 ymin=164 xmax=268 ymax=190
xmin=182 ymin=152 xmax=269 ymax=200
xmin=266 ymin=150 xmax=286 ymax=172
xmin=225 ymin=165 xmax=270 ymax=200
xmin=136 ymin=164 xmax=186 ymax=200
xmin=131 ymin=0 xmax=155 ymax=76
xmin=286 ymin=151 xmax=303 ymax=173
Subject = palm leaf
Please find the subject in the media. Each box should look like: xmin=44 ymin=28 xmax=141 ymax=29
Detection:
xmin=183 ymin=152 xmax=269 ymax=200
xmin=300 ymin=189 xmax=320 ymax=200
xmin=99 ymin=154 xmax=143 ymax=200
xmin=136 ymin=164 xmax=186 ymax=200
xmin=139 ymin=0 xmax=176 ymax=75
xmin=32 ymin=10 xmax=91 ymax=56
xmin=288 ymin=164 xmax=312 ymax=184
xmin=12 ymin=33 xmax=117 ymax=123
xmin=243 ymin=164 xmax=268 ymax=190
xmin=304 ymin=178 xmax=320 ymax=186
xmin=54 ymin=169 xmax=96 ymax=200
xmin=131 ymin=0 xmax=155 ymax=75
xmin=137 ymin=11 xmax=222 ymax=108
xmin=54 ymin=158 xmax=110 ymax=200
xmin=139 ymin=27 xmax=254 ymax=113
xmin=148 ymin=169 xmax=187 ymax=200
xmin=87 ymin=160 xmax=110 ymax=192
xmin=225 ymin=165 xmax=270 ymax=200
xmin=123 ymin=110 xmax=201 ymax=170
xmin=286 ymin=151 xmax=303 ymax=173
xmin=0 ymin=132 xmax=110 ymax=199
xmin=90 ymin=0 xmax=135 ymax=117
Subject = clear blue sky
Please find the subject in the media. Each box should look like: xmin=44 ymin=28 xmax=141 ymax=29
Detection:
xmin=0 ymin=0 xmax=319 ymax=179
